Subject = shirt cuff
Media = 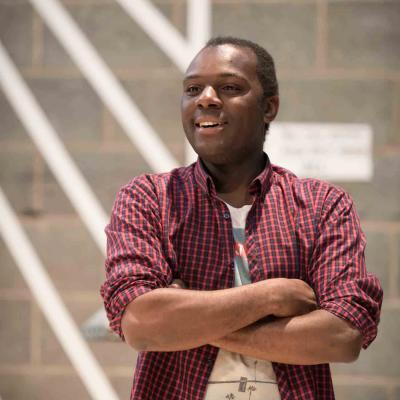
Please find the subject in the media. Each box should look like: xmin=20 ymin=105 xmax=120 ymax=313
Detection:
xmin=320 ymin=300 xmax=378 ymax=349
xmin=105 ymin=282 xmax=159 ymax=340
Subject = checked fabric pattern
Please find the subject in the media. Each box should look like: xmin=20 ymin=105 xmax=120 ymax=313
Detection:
xmin=101 ymin=155 xmax=383 ymax=400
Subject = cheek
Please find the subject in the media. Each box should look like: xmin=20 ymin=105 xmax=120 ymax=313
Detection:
xmin=181 ymin=101 xmax=194 ymax=122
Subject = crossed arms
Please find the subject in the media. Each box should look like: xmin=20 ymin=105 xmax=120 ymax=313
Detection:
xmin=103 ymin=181 xmax=382 ymax=366
xmin=121 ymin=278 xmax=362 ymax=365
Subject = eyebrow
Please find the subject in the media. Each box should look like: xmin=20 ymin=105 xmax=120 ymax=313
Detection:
xmin=183 ymin=72 xmax=246 ymax=82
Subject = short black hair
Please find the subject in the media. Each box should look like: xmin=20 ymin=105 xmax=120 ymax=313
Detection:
xmin=205 ymin=36 xmax=279 ymax=99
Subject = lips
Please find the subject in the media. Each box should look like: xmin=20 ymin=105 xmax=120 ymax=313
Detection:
xmin=194 ymin=117 xmax=227 ymax=129
xmin=195 ymin=121 xmax=226 ymax=128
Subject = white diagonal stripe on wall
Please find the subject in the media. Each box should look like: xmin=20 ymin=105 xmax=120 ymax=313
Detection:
xmin=117 ymin=0 xmax=211 ymax=164
xmin=0 ymin=41 xmax=108 ymax=253
xmin=0 ymin=187 xmax=119 ymax=400
xmin=116 ymin=0 xmax=194 ymax=72
xmin=29 ymin=0 xmax=179 ymax=173
xmin=187 ymin=0 xmax=211 ymax=54
xmin=0 ymin=42 xmax=119 ymax=396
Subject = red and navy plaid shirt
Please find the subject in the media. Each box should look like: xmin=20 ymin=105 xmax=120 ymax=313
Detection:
xmin=101 ymin=156 xmax=382 ymax=400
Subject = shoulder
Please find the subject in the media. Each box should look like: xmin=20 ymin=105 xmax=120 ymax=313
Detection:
xmin=270 ymin=163 xmax=353 ymax=215
xmin=117 ymin=164 xmax=196 ymax=200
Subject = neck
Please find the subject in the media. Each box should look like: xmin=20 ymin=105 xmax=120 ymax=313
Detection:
xmin=202 ymin=152 xmax=266 ymax=207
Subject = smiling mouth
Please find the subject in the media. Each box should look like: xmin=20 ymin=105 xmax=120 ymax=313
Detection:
xmin=195 ymin=121 xmax=227 ymax=128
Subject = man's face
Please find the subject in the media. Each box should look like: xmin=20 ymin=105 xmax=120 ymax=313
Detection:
xmin=181 ymin=44 xmax=271 ymax=165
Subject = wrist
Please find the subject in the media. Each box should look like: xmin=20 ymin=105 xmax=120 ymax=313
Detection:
xmin=260 ymin=279 xmax=281 ymax=316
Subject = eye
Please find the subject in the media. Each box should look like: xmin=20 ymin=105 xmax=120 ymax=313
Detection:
xmin=185 ymin=85 xmax=202 ymax=96
xmin=221 ymin=84 xmax=241 ymax=93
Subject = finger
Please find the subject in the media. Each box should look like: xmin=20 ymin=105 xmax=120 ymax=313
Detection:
xmin=169 ymin=279 xmax=186 ymax=289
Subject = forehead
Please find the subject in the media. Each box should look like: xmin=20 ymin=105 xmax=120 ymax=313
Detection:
xmin=184 ymin=44 xmax=258 ymax=81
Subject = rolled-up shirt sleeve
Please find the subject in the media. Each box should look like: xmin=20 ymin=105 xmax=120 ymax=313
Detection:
xmin=100 ymin=176 xmax=172 ymax=339
xmin=308 ymin=188 xmax=383 ymax=349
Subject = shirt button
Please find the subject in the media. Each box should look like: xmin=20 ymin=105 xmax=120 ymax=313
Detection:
xmin=223 ymin=212 xmax=230 ymax=220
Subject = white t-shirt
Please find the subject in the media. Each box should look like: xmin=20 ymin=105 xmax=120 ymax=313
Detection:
xmin=204 ymin=203 xmax=281 ymax=400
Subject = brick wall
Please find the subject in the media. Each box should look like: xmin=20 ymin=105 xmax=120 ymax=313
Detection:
xmin=0 ymin=0 xmax=399 ymax=399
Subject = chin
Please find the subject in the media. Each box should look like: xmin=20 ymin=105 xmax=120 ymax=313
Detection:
xmin=186 ymin=134 xmax=234 ymax=165
xmin=195 ymin=149 xmax=232 ymax=165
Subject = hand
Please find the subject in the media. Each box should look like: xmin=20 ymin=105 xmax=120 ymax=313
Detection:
xmin=168 ymin=279 xmax=187 ymax=289
xmin=267 ymin=278 xmax=317 ymax=318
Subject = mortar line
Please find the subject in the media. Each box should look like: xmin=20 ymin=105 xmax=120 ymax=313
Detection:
xmin=32 ymin=9 xmax=44 ymax=67
xmin=20 ymin=66 xmax=181 ymax=80
xmin=30 ymin=301 xmax=42 ymax=365
xmin=171 ymin=0 xmax=185 ymax=36
xmin=212 ymin=0 xmax=315 ymax=4
xmin=388 ymin=232 xmax=399 ymax=299
xmin=100 ymin=106 xmax=114 ymax=147
xmin=0 ymin=288 xmax=101 ymax=302
xmin=19 ymin=66 xmax=400 ymax=81
xmin=315 ymin=0 xmax=327 ymax=71
xmin=392 ymin=82 xmax=400 ymax=144
xmin=32 ymin=149 xmax=44 ymax=213
xmin=362 ymin=221 xmax=400 ymax=233
xmin=0 ymin=364 xmax=75 ymax=375
xmin=387 ymin=386 xmax=398 ymax=400
xmin=333 ymin=374 xmax=400 ymax=386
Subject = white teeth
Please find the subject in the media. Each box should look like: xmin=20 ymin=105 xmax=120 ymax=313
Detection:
xmin=199 ymin=122 xmax=219 ymax=127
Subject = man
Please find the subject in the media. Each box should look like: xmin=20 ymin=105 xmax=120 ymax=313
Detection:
xmin=101 ymin=37 xmax=382 ymax=399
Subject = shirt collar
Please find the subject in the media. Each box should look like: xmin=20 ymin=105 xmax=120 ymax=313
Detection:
xmin=193 ymin=153 xmax=272 ymax=199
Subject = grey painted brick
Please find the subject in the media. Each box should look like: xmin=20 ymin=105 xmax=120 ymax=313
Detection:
xmin=213 ymin=3 xmax=316 ymax=70
xmin=40 ymin=300 xmax=98 ymax=365
xmin=42 ymin=320 xmax=137 ymax=367
xmin=394 ymin=82 xmax=400 ymax=145
xmin=101 ymin=109 xmax=137 ymax=146
xmin=364 ymin=231 xmax=390 ymax=295
xmin=90 ymin=340 xmax=137 ymax=368
xmin=332 ymin=307 xmax=400 ymax=377
xmin=397 ymin=232 xmax=400 ymax=296
xmin=43 ymin=2 xmax=177 ymax=69
xmin=338 ymin=153 xmax=400 ymax=221
xmin=41 ymin=169 xmax=75 ymax=214
xmin=333 ymin=385 xmax=387 ymax=400
xmin=0 ymin=147 xmax=35 ymax=214
xmin=328 ymin=2 xmax=400 ymax=69
xmin=27 ymin=78 xmax=102 ymax=143
xmin=58 ymin=0 xmax=114 ymax=3
xmin=0 ymin=3 xmax=398 ymax=398
xmin=111 ymin=377 xmax=135 ymax=400
xmin=122 ymin=76 xmax=185 ymax=164
xmin=42 ymin=147 xmax=151 ymax=214
xmin=0 ymin=374 xmax=89 ymax=400
xmin=23 ymin=217 xmax=104 ymax=291
xmin=276 ymin=79 xmax=395 ymax=147
xmin=74 ymin=148 xmax=152 ymax=210
xmin=0 ymin=3 xmax=32 ymax=67
xmin=0 ymin=93 xmax=28 ymax=142
xmin=0 ymin=300 xmax=31 ymax=364
xmin=0 ymin=238 xmax=28 ymax=290
xmin=40 ymin=299 xmax=136 ymax=367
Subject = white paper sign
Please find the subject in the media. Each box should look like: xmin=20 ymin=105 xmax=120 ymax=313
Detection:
xmin=266 ymin=123 xmax=373 ymax=182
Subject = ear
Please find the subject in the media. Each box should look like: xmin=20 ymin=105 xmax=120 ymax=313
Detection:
xmin=263 ymin=95 xmax=279 ymax=124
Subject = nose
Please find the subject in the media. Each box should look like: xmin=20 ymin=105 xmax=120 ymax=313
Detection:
xmin=196 ymin=86 xmax=222 ymax=109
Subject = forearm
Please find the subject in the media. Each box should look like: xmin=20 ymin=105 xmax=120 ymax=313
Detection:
xmin=122 ymin=281 xmax=276 ymax=352
xmin=212 ymin=309 xmax=362 ymax=365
